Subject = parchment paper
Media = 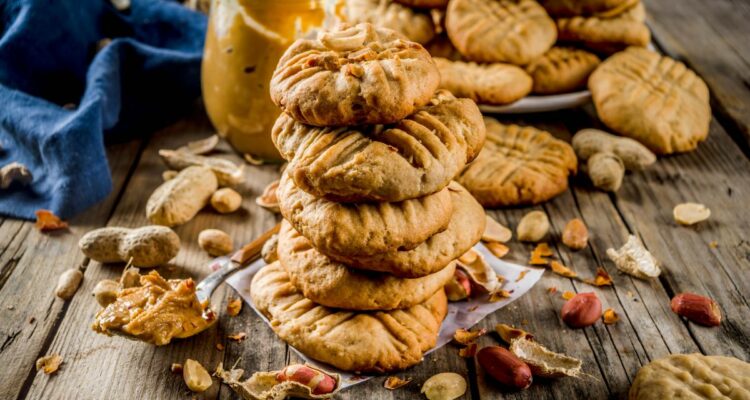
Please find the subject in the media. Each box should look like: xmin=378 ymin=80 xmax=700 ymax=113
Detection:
xmin=226 ymin=243 xmax=543 ymax=389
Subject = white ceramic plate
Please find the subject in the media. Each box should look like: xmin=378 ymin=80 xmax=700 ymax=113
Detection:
xmin=479 ymin=90 xmax=592 ymax=114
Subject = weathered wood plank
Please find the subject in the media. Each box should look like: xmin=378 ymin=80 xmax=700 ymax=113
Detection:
xmin=643 ymin=0 xmax=750 ymax=150
xmin=0 ymin=139 xmax=143 ymax=400
xmin=22 ymin=114 xmax=273 ymax=399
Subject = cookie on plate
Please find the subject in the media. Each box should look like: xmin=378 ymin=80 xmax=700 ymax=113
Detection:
xmin=540 ymin=0 xmax=637 ymax=17
xmin=556 ymin=2 xmax=649 ymax=54
xmin=344 ymin=0 xmax=435 ymax=44
xmin=272 ymin=90 xmax=485 ymax=202
xmin=446 ymin=0 xmax=556 ymax=65
xmin=589 ymin=47 xmax=710 ymax=154
xmin=277 ymin=220 xmax=455 ymax=310
xmin=251 ymin=262 xmax=448 ymax=373
xmin=457 ymin=118 xmax=577 ymax=207
xmin=435 ymin=58 xmax=533 ymax=104
xmin=525 ymin=47 xmax=600 ymax=94
xmin=629 ymin=354 xmax=750 ymax=400
xmin=277 ymin=172 xmax=452 ymax=257
xmin=327 ymin=182 xmax=485 ymax=278
xmin=270 ymin=23 xmax=439 ymax=127
xmin=394 ymin=0 xmax=449 ymax=7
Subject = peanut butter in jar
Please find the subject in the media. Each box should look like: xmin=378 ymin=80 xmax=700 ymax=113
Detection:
xmin=202 ymin=0 xmax=342 ymax=162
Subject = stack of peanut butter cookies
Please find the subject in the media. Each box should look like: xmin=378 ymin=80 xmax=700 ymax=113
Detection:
xmin=254 ymin=23 xmax=487 ymax=374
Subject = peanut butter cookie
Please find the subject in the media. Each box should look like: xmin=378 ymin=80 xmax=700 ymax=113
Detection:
xmin=556 ymin=2 xmax=649 ymax=54
xmin=277 ymin=220 xmax=455 ymax=310
xmin=435 ymin=58 xmax=533 ymax=104
xmin=457 ymin=118 xmax=577 ymax=207
xmin=271 ymin=23 xmax=439 ymax=127
xmin=277 ymin=173 xmax=452 ymax=257
xmin=272 ymin=90 xmax=485 ymax=202
xmin=251 ymin=262 xmax=448 ymax=373
xmin=589 ymin=47 xmax=710 ymax=154
xmin=540 ymin=0 xmax=637 ymax=17
xmin=445 ymin=0 xmax=557 ymax=65
xmin=525 ymin=47 xmax=600 ymax=94
xmin=345 ymin=0 xmax=436 ymax=44
xmin=327 ymin=182 xmax=485 ymax=278
xmin=629 ymin=354 xmax=750 ymax=400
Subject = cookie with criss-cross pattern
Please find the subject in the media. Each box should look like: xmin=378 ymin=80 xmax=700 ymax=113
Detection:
xmin=589 ymin=47 xmax=710 ymax=154
xmin=457 ymin=118 xmax=577 ymax=207
xmin=540 ymin=0 xmax=637 ymax=17
xmin=326 ymin=182 xmax=485 ymax=278
xmin=276 ymin=220 xmax=455 ymax=310
xmin=272 ymin=90 xmax=485 ymax=202
xmin=445 ymin=0 xmax=556 ymax=65
xmin=629 ymin=354 xmax=750 ymax=400
xmin=277 ymin=172 xmax=452 ymax=257
xmin=251 ymin=262 xmax=448 ymax=373
xmin=345 ymin=0 xmax=435 ymax=44
xmin=270 ymin=23 xmax=439 ymax=126
xmin=525 ymin=47 xmax=600 ymax=94
xmin=435 ymin=57 xmax=532 ymax=104
xmin=556 ymin=2 xmax=649 ymax=54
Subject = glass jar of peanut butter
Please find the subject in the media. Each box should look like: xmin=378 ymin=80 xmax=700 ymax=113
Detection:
xmin=202 ymin=0 xmax=341 ymax=162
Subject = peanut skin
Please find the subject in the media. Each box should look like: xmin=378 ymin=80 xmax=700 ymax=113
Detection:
xmin=562 ymin=218 xmax=589 ymax=250
xmin=276 ymin=365 xmax=336 ymax=395
xmin=477 ymin=346 xmax=532 ymax=390
xmin=561 ymin=292 xmax=602 ymax=328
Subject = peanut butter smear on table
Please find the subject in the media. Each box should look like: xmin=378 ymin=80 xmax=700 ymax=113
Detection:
xmin=92 ymin=271 xmax=214 ymax=346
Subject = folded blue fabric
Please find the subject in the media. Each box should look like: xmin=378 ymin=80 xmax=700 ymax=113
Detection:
xmin=0 ymin=0 xmax=206 ymax=220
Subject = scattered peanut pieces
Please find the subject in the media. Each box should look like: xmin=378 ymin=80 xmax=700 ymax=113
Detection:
xmin=227 ymin=332 xmax=247 ymax=342
xmin=489 ymin=289 xmax=512 ymax=302
xmin=35 ymin=209 xmax=68 ymax=232
xmin=177 ymin=134 xmax=219 ymax=155
xmin=36 ymin=354 xmax=62 ymax=375
xmin=256 ymin=179 xmax=280 ymax=212
xmin=216 ymin=343 xmax=225 ymax=351
xmin=673 ymin=202 xmax=710 ymax=226
xmin=486 ymin=241 xmax=510 ymax=258
xmin=547 ymin=286 xmax=558 ymax=294
xmin=495 ymin=323 xmax=534 ymax=344
xmin=562 ymin=291 xmax=576 ymax=300
xmin=709 ymin=241 xmax=719 ymax=249
xmin=515 ymin=269 xmax=529 ymax=282
xmin=421 ymin=373 xmax=467 ymax=400
xmin=550 ymin=261 xmax=577 ymax=278
xmin=517 ymin=210 xmax=550 ymax=242
xmin=458 ymin=343 xmax=478 ymax=358
xmin=243 ymin=153 xmax=264 ymax=165
xmin=226 ymin=298 xmax=242 ymax=317
xmin=602 ymin=308 xmax=619 ymax=324
xmin=453 ymin=328 xmax=487 ymax=345
xmin=458 ymin=249 xmax=478 ymax=264
xmin=483 ymin=215 xmax=512 ymax=243
xmin=384 ymin=376 xmax=412 ymax=390
xmin=562 ymin=218 xmax=589 ymax=250
xmin=170 ymin=363 xmax=183 ymax=374
xmin=183 ymin=359 xmax=212 ymax=392
xmin=510 ymin=338 xmax=583 ymax=378
xmin=529 ymin=243 xmax=553 ymax=265
xmin=584 ymin=268 xmax=613 ymax=287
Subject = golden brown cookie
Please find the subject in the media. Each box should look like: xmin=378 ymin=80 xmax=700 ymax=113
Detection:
xmin=629 ymin=354 xmax=750 ymax=400
xmin=540 ymin=0 xmax=636 ymax=17
xmin=435 ymin=58 xmax=533 ymax=104
xmin=445 ymin=0 xmax=557 ymax=65
xmin=270 ymin=23 xmax=439 ymax=127
xmin=525 ymin=47 xmax=601 ymax=94
xmin=457 ymin=118 xmax=577 ymax=207
xmin=556 ymin=3 xmax=650 ymax=54
xmin=272 ymin=90 xmax=485 ymax=202
xmin=589 ymin=47 xmax=710 ymax=155
xmin=394 ymin=0 xmax=449 ymax=7
xmin=277 ymin=220 xmax=455 ymax=310
xmin=251 ymin=262 xmax=448 ymax=373
xmin=345 ymin=0 xmax=436 ymax=44
xmin=277 ymin=173 xmax=452 ymax=257
xmin=327 ymin=182 xmax=485 ymax=278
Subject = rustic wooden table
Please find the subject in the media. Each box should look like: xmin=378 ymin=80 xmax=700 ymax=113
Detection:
xmin=2 ymin=1 xmax=749 ymax=399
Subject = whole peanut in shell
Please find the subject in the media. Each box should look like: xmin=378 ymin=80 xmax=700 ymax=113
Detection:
xmin=79 ymin=226 xmax=180 ymax=268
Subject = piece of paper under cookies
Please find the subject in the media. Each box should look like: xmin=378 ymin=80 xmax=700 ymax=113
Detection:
xmin=225 ymin=243 xmax=543 ymax=391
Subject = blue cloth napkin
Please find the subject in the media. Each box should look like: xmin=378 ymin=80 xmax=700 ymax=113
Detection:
xmin=0 ymin=0 xmax=206 ymax=220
